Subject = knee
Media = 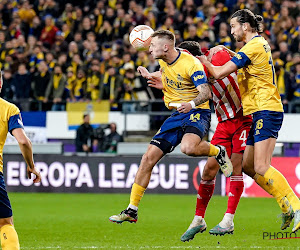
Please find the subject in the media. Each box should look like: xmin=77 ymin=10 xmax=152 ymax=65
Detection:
xmin=253 ymin=163 xmax=269 ymax=176
xmin=242 ymin=161 xmax=255 ymax=178
xmin=0 ymin=218 xmax=13 ymax=229
xmin=181 ymin=143 xmax=197 ymax=156
xmin=140 ymin=152 xmax=155 ymax=172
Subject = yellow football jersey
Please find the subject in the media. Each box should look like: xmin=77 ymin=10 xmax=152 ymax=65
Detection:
xmin=159 ymin=50 xmax=210 ymax=110
xmin=0 ymin=98 xmax=24 ymax=173
xmin=231 ymin=36 xmax=283 ymax=115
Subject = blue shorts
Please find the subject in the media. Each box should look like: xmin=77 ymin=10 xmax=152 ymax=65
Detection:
xmin=246 ymin=110 xmax=283 ymax=146
xmin=0 ymin=173 xmax=12 ymax=218
xmin=151 ymin=109 xmax=211 ymax=153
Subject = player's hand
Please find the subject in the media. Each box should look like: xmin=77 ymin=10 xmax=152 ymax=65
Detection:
xmin=177 ymin=102 xmax=192 ymax=113
xmin=137 ymin=66 xmax=151 ymax=79
xmin=198 ymin=55 xmax=209 ymax=66
xmin=147 ymin=76 xmax=163 ymax=90
xmin=27 ymin=166 xmax=41 ymax=183
xmin=208 ymin=45 xmax=224 ymax=58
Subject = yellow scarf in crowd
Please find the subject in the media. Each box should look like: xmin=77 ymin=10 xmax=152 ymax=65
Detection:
xmin=277 ymin=68 xmax=285 ymax=95
xmin=53 ymin=74 xmax=62 ymax=89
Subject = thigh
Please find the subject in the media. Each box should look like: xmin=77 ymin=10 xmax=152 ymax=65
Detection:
xmin=211 ymin=121 xmax=232 ymax=157
xmin=242 ymin=145 xmax=255 ymax=178
xmin=184 ymin=109 xmax=211 ymax=140
xmin=251 ymin=111 xmax=283 ymax=144
xmin=152 ymin=112 xmax=184 ymax=150
xmin=232 ymin=116 xmax=252 ymax=155
xmin=181 ymin=133 xmax=201 ymax=147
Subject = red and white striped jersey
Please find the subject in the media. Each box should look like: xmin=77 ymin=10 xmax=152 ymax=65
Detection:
xmin=205 ymin=50 xmax=242 ymax=122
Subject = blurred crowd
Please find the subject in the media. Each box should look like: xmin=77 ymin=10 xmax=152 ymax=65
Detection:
xmin=0 ymin=0 xmax=299 ymax=112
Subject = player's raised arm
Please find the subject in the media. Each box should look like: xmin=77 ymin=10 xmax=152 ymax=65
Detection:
xmin=11 ymin=128 xmax=41 ymax=183
xmin=137 ymin=66 xmax=164 ymax=90
xmin=199 ymin=56 xmax=238 ymax=80
xmin=137 ymin=66 xmax=161 ymax=79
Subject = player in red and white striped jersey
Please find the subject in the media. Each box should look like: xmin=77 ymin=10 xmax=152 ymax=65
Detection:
xmin=178 ymin=41 xmax=253 ymax=240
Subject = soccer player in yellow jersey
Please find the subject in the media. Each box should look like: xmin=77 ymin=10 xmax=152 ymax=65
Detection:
xmin=109 ymin=30 xmax=233 ymax=224
xmin=199 ymin=9 xmax=300 ymax=233
xmin=0 ymin=71 xmax=41 ymax=249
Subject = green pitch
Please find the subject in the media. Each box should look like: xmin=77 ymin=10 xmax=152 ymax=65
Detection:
xmin=10 ymin=193 xmax=299 ymax=249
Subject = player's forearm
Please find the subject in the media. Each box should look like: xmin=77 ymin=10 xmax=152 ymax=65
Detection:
xmin=204 ymin=63 xmax=226 ymax=79
xmin=18 ymin=139 xmax=35 ymax=169
xmin=150 ymin=71 xmax=162 ymax=78
xmin=193 ymin=84 xmax=212 ymax=105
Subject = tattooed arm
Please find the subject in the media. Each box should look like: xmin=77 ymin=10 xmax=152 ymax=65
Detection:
xmin=193 ymin=83 xmax=212 ymax=105
xmin=177 ymin=84 xmax=212 ymax=113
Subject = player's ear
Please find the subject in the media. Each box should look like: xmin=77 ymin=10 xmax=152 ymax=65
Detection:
xmin=163 ymin=44 xmax=168 ymax=52
xmin=242 ymin=23 xmax=247 ymax=31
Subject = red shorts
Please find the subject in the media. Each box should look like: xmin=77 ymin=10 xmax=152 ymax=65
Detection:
xmin=211 ymin=114 xmax=252 ymax=158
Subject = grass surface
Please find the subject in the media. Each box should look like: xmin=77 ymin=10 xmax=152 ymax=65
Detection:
xmin=9 ymin=193 xmax=299 ymax=249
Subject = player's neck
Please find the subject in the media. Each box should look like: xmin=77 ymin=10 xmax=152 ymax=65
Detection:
xmin=164 ymin=48 xmax=180 ymax=64
xmin=245 ymin=32 xmax=259 ymax=43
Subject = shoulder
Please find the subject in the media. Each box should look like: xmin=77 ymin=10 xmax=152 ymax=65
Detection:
xmin=0 ymin=98 xmax=18 ymax=111
xmin=241 ymin=36 xmax=266 ymax=54
xmin=0 ymin=98 xmax=20 ymax=118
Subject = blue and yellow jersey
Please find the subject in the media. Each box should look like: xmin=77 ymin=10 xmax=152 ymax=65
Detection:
xmin=231 ymin=36 xmax=283 ymax=115
xmin=0 ymin=98 xmax=24 ymax=173
xmin=159 ymin=50 xmax=209 ymax=110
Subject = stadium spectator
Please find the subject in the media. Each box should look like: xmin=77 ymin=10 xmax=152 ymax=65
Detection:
xmin=31 ymin=60 xmax=51 ymax=106
xmin=289 ymin=62 xmax=300 ymax=113
xmin=18 ymin=0 xmax=36 ymax=26
xmin=73 ymin=68 xmax=87 ymax=101
xmin=13 ymin=63 xmax=31 ymax=99
xmin=40 ymin=15 xmax=58 ymax=48
xmin=75 ymin=113 xmax=94 ymax=153
xmin=0 ymin=69 xmax=14 ymax=101
xmin=65 ymin=67 xmax=76 ymax=102
xmin=0 ymin=0 xmax=297 ymax=114
xmin=86 ymin=59 xmax=101 ymax=101
xmin=44 ymin=64 xmax=66 ymax=111
xmin=99 ymin=65 xmax=123 ymax=110
xmin=103 ymin=122 xmax=123 ymax=153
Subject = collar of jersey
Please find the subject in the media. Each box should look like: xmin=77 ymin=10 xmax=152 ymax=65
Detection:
xmin=250 ymin=35 xmax=261 ymax=41
xmin=167 ymin=49 xmax=181 ymax=65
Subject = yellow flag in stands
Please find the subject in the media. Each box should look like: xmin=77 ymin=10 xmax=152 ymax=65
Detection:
xmin=66 ymin=101 xmax=110 ymax=130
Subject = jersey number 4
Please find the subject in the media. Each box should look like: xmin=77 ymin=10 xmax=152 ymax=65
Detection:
xmin=239 ymin=130 xmax=247 ymax=147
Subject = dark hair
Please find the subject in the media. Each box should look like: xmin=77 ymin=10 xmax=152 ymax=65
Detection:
xmin=231 ymin=9 xmax=264 ymax=33
xmin=178 ymin=41 xmax=203 ymax=56
xmin=151 ymin=30 xmax=175 ymax=43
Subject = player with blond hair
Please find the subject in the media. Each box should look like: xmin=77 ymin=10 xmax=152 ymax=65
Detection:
xmin=109 ymin=30 xmax=233 ymax=224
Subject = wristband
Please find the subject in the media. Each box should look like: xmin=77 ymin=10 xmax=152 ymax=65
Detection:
xmin=188 ymin=100 xmax=196 ymax=109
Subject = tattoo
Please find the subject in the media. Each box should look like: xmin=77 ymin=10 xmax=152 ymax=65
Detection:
xmin=193 ymin=84 xmax=212 ymax=105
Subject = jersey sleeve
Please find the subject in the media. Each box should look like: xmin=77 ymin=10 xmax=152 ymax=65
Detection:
xmin=8 ymin=106 xmax=24 ymax=134
xmin=231 ymin=45 xmax=252 ymax=69
xmin=188 ymin=60 xmax=208 ymax=87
